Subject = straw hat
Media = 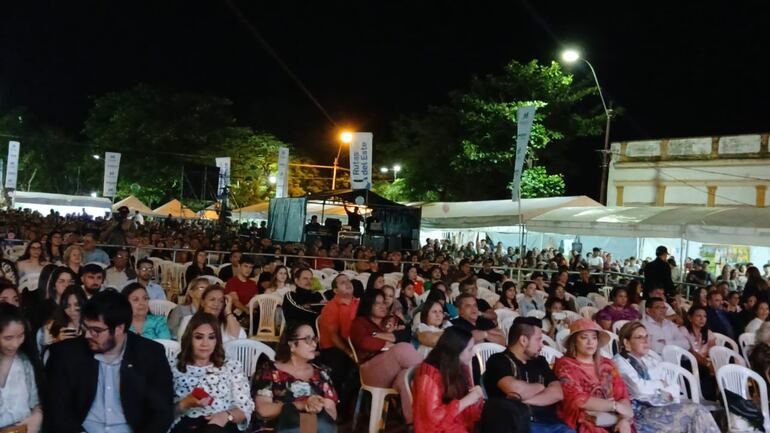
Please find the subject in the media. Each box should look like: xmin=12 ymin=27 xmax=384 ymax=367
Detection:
xmin=560 ymin=318 xmax=610 ymax=350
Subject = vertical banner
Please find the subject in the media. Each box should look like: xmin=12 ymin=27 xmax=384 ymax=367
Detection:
xmin=275 ymin=147 xmax=290 ymax=198
xmin=215 ymin=157 xmax=231 ymax=196
xmin=102 ymin=152 xmax=121 ymax=197
xmin=511 ymin=106 xmax=537 ymax=201
xmin=5 ymin=141 xmax=20 ymax=190
xmin=349 ymin=132 xmax=373 ymax=190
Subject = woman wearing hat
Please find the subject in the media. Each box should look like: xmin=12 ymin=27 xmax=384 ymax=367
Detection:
xmin=554 ymin=318 xmax=634 ymax=433
xmin=613 ymin=321 xmax=719 ymax=433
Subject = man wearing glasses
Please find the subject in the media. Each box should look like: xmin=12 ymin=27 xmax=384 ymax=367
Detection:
xmin=125 ymin=258 xmax=166 ymax=300
xmin=642 ymin=297 xmax=689 ymax=354
xmin=46 ymin=290 xmax=174 ymax=433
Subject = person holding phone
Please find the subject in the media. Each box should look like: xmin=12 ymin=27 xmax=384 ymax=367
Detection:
xmin=171 ymin=312 xmax=253 ymax=433
xmin=413 ymin=326 xmax=484 ymax=433
xmin=39 ymin=285 xmax=87 ymax=350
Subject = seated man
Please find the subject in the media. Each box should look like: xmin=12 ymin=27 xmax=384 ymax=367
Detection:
xmin=520 ymin=281 xmax=545 ymax=317
xmin=283 ymin=267 xmax=325 ymax=325
xmin=451 ymin=293 xmax=505 ymax=346
xmin=476 ymin=258 xmax=504 ymax=287
xmin=217 ymin=249 xmax=241 ymax=282
xmin=224 ymin=255 xmax=258 ymax=315
xmin=459 ymin=279 xmax=497 ymax=322
xmin=125 ymin=258 xmax=166 ymax=300
xmin=482 ymin=317 xmax=575 ymax=433
xmin=317 ymin=274 xmax=360 ymax=397
xmin=642 ymin=297 xmax=689 ymax=354
xmin=80 ymin=263 xmax=106 ymax=299
xmin=640 ymin=287 xmax=683 ymax=325
xmin=104 ymin=249 xmax=136 ymax=289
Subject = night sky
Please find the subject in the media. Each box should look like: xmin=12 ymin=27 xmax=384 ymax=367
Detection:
xmin=2 ymin=1 xmax=769 ymax=198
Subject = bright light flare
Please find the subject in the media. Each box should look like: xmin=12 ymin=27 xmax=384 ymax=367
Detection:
xmin=340 ymin=131 xmax=353 ymax=143
xmin=561 ymin=49 xmax=580 ymax=63
xmin=268 ymin=175 xmax=277 ymax=184
xmin=393 ymin=164 xmax=402 ymax=173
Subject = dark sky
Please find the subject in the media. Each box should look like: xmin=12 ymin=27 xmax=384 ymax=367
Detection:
xmin=2 ymin=1 xmax=769 ymax=198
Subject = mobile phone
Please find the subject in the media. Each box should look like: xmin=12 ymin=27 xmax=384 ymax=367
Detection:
xmin=62 ymin=327 xmax=79 ymax=335
xmin=191 ymin=387 xmax=213 ymax=403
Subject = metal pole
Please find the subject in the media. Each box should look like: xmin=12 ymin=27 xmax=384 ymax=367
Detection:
xmin=581 ymin=58 xmax=612 ymax=205
xmin=331 ymin=157 xmax=338 ymax=190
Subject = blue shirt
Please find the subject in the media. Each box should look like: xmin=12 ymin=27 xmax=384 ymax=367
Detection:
xmin=125 ymin=279 xmax=166 ymax=300
xmin=129 ymin=314 xmax=172 ymax=340
xmin=82 ymin=341 xmax=133 ymax=433
xmin=84 ymin=248 xmax=111 ymax=266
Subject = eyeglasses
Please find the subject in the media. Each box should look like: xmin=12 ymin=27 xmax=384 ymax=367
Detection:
xmin=83 ymin=325 xmax=110 ymax=336
xmin=291 ymin=335 xmax=318 ymax=345
xmin=138 ymin=267 xmax=154 ymax=272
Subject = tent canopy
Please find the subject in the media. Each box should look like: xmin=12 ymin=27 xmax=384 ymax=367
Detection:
xmin=112 ymin=195 xmax=152 ymax=214
xmin=152 ymin=199 xmax=197 ymax=218
xmin=528 ymin=206 xmax=770 ymax=247
xmin=418 ymin=195 xmax=602 ymax=230
xmin=11 ymin=191 xmax=112 ymax=216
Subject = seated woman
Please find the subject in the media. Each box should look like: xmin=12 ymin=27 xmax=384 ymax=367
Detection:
xmin=413 ymin=326 xmax=484 ymax=433
xmin=549 ymin=282 xmax=577 ymax=312
xmin=400 ymin=265 xmax=425 ymax=295
xmin=554 ymin=318 xmax=634 ymax=433
xmin=16 ymin=239 xmax=49 ymax=278
xmin=177 ymin=285 xmax=246 ymax=342
xmin=494 ymin=280 xmax=519 ymax=312
xmin=423 ymin=266 xmax=443 ymax=292
xmin=542 ymin=297 xmax=570 ymax=339
xmin=397 ymin=280 xmax=419 ymax=323
xmin=428 ymin=281 xmax=458 ymax=319
xmin=0 ymin=303 xmax=43 ymax=433
xmin=39 ymin=285 xmax=86 ymax=351
xmin=264 ymin=265 xmax=293 ymax=297
xmin=365 ymin=272 xmax=386 ymax=292
xmin=382 ymin=285 xmax=406 ymax=326
xmin=253 ymin=322 xmax=338 ymax=433
xmin=614 ymin=321 xmax=720 ymax=433
xmin=596 ymin=287 xmax=640 ymax=331
xmin=415 ymin=298 xmax=452 ymax=355
xmin=184 ymin=249 xmax=216 ymax=294
xmin=122 ymin=282 xmax=172 ymax=340
xmin=744 ymin=299 xmax=769 ymax=334
xmin=170 ymin=313 xmax=253 ymax=433
xmin=749 ymin=322 xmax=770 ymax=390
xmin=350 ymin=289 xmax=423 ymax=426
xmin=678 ymin=305 xmax=718 ymax=401
xmin=62 ymin=245 xmax=84 ymax=277
xmin=168 ymin=277 xmax=209 ymax=337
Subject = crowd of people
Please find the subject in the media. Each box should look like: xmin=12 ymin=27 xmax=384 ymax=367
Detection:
xmin=4 ymin=206 xmax=770 ymax=433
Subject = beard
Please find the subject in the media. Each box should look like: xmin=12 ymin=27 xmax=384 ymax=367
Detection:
xmin=89 ymin=333 xmax=117 ymax=354
xmin=85 ymin=285 xmax=101 ymax=296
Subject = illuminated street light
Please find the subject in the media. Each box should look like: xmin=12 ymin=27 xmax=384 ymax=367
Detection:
xmin=380 ymin=167 xmax=389 ymax=173
xmin=393 ymin=164 xmax=401 ymax=173
xmin=561 ymin=49 xmax=580 ymax=63
xmin=268 ymin=175 xmax=277 ymax=184
xmin=333 ymin=131 xmax=354 ymax=189
xmin=92 ymin=154 xmax=101 ymax=160
xmin=380 ymin=164 xmax=402 ymax=180
xmin=340 ymin=131 xmax=353 ymax=144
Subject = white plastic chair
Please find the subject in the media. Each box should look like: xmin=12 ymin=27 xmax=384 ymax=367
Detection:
xmin=587 ymin=293 xmax=608 ymax=309
xmin=579 ymin=306 xmax=598 ymax=319
xmin=562 ymin=310 xmax=581 ymax=323
xmin=555 ymin=328 xmax=571 ymax=352
xmin=18 ymin=273 xmax=40 ymax=291
xmin=657 ymin=361 xmax=700 ymax=403
xmin=540 ymin=345 xmax=563 ymax=364
xmin=473 ymin=342 xmax=505 ymax=377
xmin=717 ymin=364 xmax=770 ymax=433
xmin=201 ymin=275 xmax=225 ymax=287
xmin=713 ymin=332 xmax=740 ymax=352
xmin=499 ymin=315 xmax=518 ymax=342
xmin=248 ymin=294 xmax=283 ymax=342
xmin=541 ymin=334 xmax=558 ymax=349
xmin=575 ymin=296 xmax=595 ymax=309
xmin=148 ymin=299 xmax=177 ymax=319
xmin=349 ymin=338 xmax=399 ymax=433
xmin=476 ymin=278 xmax=492 ymax=290
xmin=403 ymin=365 xmax=418 ymax=409
xmin=709 ymin=346 xmax=745 ymax=373
xmin=320 ymin=268 xmax=338 ymax=278
xmin=155 ymin=338 xmax=181 ymax=363
xmin=738 ymin=332 xmax=756 ymax=366
xmin=612 ymin=319 xmax=630 ymax=335
xmin=526 ymin=310 xmax=545 ymax=319
xmin=660 ymin=344 xmax=721 ymax=408
xmin=224 ymin=339 xmax=276 ymax=378
xmin=600 ymin=331 xmax=619 ymax=359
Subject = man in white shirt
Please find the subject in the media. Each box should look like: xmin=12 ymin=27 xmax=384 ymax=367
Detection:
xmin=588 ymin=248 xmax=604 ymax=272
xmin=642 ymin=297 xmax=689 ymax=354
xmin=624 ymin=257 xmax=640 ymax=275
xmin=105 ymin=249 xmax=136 ymax=289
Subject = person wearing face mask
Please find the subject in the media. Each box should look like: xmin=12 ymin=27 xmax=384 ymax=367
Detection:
xmin=171 ymin=312 xmax=253 ymax=433
xmin=412 ymin=326 xmax=484 ymax=433
xmin=253 ymin=322 xmax=339 ymax=432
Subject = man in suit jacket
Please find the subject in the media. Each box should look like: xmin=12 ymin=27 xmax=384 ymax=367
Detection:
xmin=46 ymin=290 xmax=173 ymax=433
xmin=644 ymin=245 xmax=675 ymax=297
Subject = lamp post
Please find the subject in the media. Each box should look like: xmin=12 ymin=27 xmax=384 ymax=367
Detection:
xmin=332 ymin=131 xmax=353 ymax=190
xmin=561 ymin=49 xmax=613 ymax=204
xmin=380 ymin=164 xmax=402 ymax=180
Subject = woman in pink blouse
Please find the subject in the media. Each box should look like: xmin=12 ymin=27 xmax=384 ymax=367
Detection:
xmin=678 ymin=305 xmax=718 ymax=400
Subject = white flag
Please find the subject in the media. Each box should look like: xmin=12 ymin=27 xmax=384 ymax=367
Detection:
xmin=512 ymin=106 xmax=537 ymax=201
xmin=276 ymin=147 xmax=290 ymax=198
xmin=102 ymin=152 xmax=121 ymax=197
xmin=215 ymin=157 xmax=231 ymax=196
xmin=5 ymin=141 xmax=20 ymax=190
xmin=349 ymin=132 xmax=373 ymax=190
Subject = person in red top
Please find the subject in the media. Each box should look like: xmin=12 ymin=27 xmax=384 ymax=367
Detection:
xmin=350 ymin=289 xmax=422 ymax=425
xmin=314 ymin=247 xmax=335 ymax=270
xmin=317 ymin=274 xmax=360 ymax=397
xmin=224 ymin=255 xmax=258 ymax=315
xmin=413 ymin=326 xmax=484 ymax=433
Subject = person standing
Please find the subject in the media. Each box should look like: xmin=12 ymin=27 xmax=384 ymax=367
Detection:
xmin=46 ymin=290 xmax=174 ymax=433
xmin=643 ymin=246 xmax=675 ymax=297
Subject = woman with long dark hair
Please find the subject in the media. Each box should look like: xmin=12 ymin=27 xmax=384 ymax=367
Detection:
xmin=184 ymin=249 xmax=216 ymax=293
xmin=171 ymin=312 xmax=253 ymax=433
xmin=494 ymin=280 xmax=519 ymax=311
xmin=0 ymin=303 xmax=44 ymax=433
xmin=46 ymin=231 xmax=64 ymax=264
xmin=365 ymin=272 xmax=385 ymax=292
xmin=412 ymin=326 xmax=484 ymax=433
xmin=40 ymin=285 xmax=87 ymax=350
xmin=742 ymin=265 xmax=770 ymax=303
xmin=253 ymin=322 xmax=338 ymax=432
xmin=678 ymin=305 xmax=718 ymax=400
xmin=16 ymin=239 xmax=49 ymax=278
xmin=415 ymin=297 xmax=451 ymax=355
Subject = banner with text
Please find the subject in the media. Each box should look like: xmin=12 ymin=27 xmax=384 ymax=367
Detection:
xmin=276 ymin=147 xmax=290 ymax=198
xmin=215 ymin=157 xmax=231 ymax=197
xmin=5 ymin=141 xmax=20 ymax=190
xmin=349 ymin=132 xmax=373 ymax=190
xmin=511 ymin=106 xmax=537 ymax=201
xmin=102 ymin=152 xmax=121 ymax=197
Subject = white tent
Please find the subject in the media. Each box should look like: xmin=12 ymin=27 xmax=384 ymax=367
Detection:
xmin=11 ymin=191 xmax=112 ymax=216
xmin=527 ymin=206 xmax=770 ymax=247
xmin=112 ymin=195 xmax=152 ymax=214
xmin=233 ymin=201 xmax=348 ymax=222
xmin=418 ymin=196 xmax=603 ymax=230
xmin=152 ymin=199 xmax=197 ymax=219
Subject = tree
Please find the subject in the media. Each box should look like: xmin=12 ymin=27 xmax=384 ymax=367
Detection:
xmin=381 ymin=60 xmax=605 ymax=201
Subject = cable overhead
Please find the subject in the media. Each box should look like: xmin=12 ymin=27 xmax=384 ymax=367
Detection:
xmin=222 ymin=0 xmax=338 ymax=129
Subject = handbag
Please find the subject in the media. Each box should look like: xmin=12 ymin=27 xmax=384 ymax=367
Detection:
xmin=725 ymin=389 xmax=765 ymax=432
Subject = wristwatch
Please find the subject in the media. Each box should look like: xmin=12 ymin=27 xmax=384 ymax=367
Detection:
xmin=226 ymin=410 xmax=234 ymax=422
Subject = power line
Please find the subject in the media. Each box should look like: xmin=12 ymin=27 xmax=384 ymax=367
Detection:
xmin=222 ymin=0 xmax=338 ymax=129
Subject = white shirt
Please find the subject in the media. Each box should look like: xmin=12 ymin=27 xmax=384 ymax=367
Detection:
xmin=641 ymin=315 xmax=689 ymax=354
xmin=105 ymin=267 xmax=131 ymax=289
xmin=0 ymin=354 xmax=37 ymax=427
xmin=613 ymin=353 xmax=680 ymax=406
xmin=588 ymin=256 xmax=604 ymax=269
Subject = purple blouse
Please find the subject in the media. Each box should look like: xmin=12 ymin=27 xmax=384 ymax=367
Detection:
xmin=595 ymin=304 xmax=640 ymax=323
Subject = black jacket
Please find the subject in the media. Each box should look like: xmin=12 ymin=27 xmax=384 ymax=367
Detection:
xmin=45 ymin=332 xmax=174 ymax=433
xmin=643 ymin=258 xmax=674 ymax=295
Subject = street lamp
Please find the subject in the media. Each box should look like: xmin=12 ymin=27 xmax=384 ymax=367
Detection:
xmin=561 ymin=48 xmax=613 ymax=204
xmin=92 ymin=154 xmax=100 ymax=160
xmin=380 ymin=164 xmax=402 ymax=180
xmin=268 ymin=175 xmax=277 ymax=184
xmin=332 ymin=131 xmax=353 ymax=190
